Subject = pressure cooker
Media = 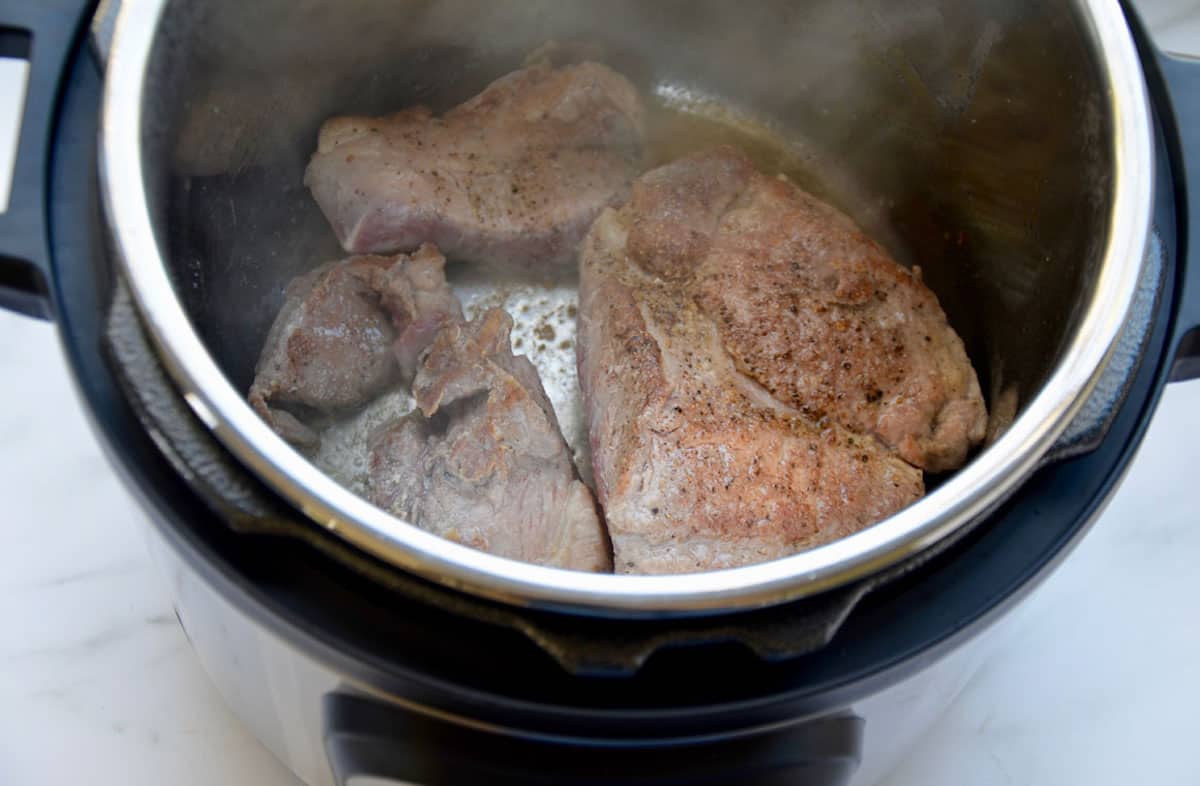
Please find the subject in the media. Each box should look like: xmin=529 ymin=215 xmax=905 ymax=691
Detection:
xmin=1 ymin=0 xmax=1197 ymax=783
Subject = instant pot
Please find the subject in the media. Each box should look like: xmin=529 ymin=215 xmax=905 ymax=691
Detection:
xmin=2 ymin=0 xmax=1197 ymax=783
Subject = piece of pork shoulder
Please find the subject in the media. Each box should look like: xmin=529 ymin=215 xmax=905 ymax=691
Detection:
xmin=370 ymin=244 xmax=465 ymax=382
xmin=368 ymin=308 xmax=611 ymax=572
xmin=624 ymin=146 xmax=987 ymax=472
xmin=248 ymin=245 xmax=460 ymax=448
xmin=579 ymin=209 xmax=924 ymax=574
xmin=304 ymin=61 xmax=644 ymax=272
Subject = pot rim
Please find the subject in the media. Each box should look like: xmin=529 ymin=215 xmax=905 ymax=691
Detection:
xmin=98 ymin=0 xmax=1154 ymax=615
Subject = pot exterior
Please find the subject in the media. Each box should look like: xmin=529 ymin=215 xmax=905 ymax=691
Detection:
xmin=143 ymin=516 xmax=1002 ymax=786
xmin=144 ymin=522 xmax=340 ymax=786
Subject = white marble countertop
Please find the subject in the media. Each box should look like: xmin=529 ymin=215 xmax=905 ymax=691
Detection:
xmin=3 ymin=3 xmax=1200 ymax=784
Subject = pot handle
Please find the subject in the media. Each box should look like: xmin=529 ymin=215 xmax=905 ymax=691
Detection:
xmin=1157 ymin=51 xmax=1200 ymax=382
xmin=323 ymin=691 xmax=863 ymax=786
xmin=0 ymin=0 xmax=93 ymax=320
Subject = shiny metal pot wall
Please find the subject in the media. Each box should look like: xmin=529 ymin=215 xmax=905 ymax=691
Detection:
xmin=144 ymin=516 xmax=998 ymax=786
xmin=101 ymin=0 xmax=1152 ymax=612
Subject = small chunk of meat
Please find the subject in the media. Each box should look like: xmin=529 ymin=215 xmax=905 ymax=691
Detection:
xmin=304 ymin=62 xmax=644 ymax=271
xmin=248 ymin=246 xmax=460 ymax=447
xmin=578 ymin=210 xmax=923 ymax=574
xmin=370 ymin=244 xmax=464 ymax=381
xmin=368 ymin=309 xmax=610 ymax=571
xmin=624 ymin=147 xmax=987 ymax=472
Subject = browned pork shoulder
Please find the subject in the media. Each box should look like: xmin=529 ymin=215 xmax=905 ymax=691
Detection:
xmin=248 ymin=245 xmax=460 ymax=447
xmin=305 ymin=62 xmax=644 ymax=272
xmin=368 ymin=309 xmax=610 ymax=571
xmin=578 ymin=147 xmax=985 ymax=574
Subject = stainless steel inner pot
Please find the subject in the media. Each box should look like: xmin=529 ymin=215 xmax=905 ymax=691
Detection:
xmin=101 ymin=0 xmax=1152 ymax=613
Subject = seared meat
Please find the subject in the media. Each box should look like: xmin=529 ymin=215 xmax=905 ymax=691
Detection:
xmin=579 ymin=209 xmax=924 ymax=574
xmin=578 ymin=147 xmax=986 ymax=574
xmin=248 ymin=256 xmax=397 ymax=448
xmin=372 ymin=244 xmax=465 ymax=382
xmin=624 ymin=147 xmax=986 ymax=472
xmin=368 ymin=309 xmax=610 ymax=571
xmin=305 ymin=62 xmax=645 ymax=271
xmin=248 ymin=246 xmax=460 ymax=447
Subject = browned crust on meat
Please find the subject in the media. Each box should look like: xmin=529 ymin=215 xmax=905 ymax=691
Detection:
xmin=248 ymin=247 xmax=462 ymax=449
xmin=623 ymin=147 xmax=986 ymax=472
xmin=579 ymin=209 xmax=923 ymax=574
xmin=305 ymin=62 xmax=645 ymax=270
